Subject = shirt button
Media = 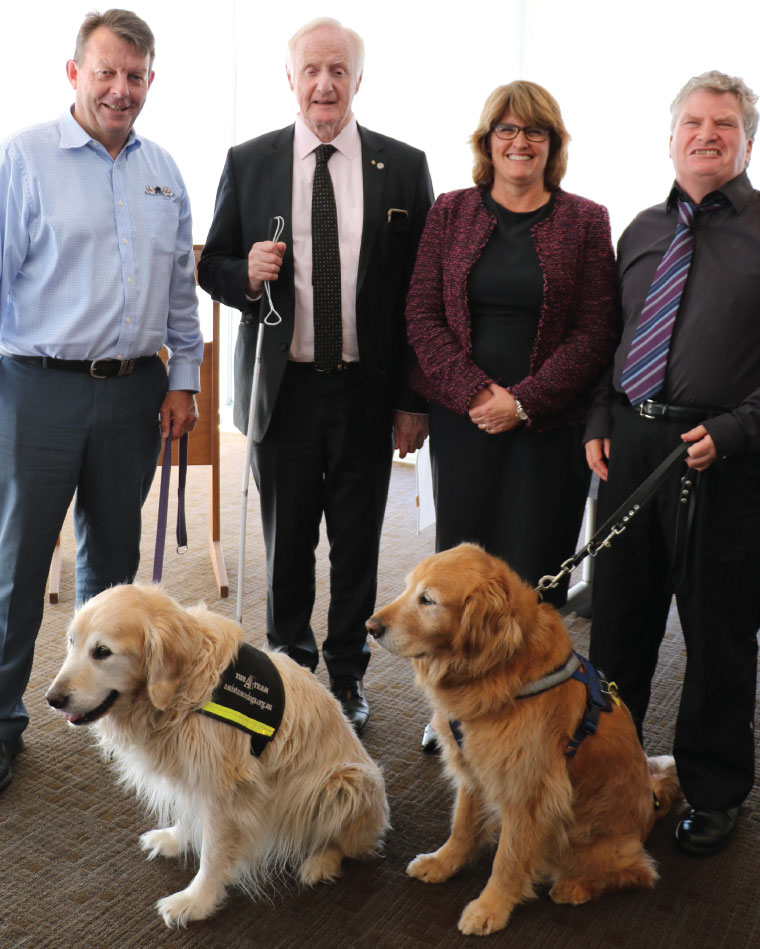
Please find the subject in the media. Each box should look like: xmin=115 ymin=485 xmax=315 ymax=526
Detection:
xmin=123 ymin=238 xmax=128 ymax=245
xmin=126 ymin=317 xmax=132 ymax=324
xmin=118 ymin=200 xmax=124 ymax=207
xmin=127 ymin=277 xmax=133 ymax=283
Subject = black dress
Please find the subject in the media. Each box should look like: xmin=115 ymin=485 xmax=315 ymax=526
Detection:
xmin=429 ymin=193 xmax=590 ymax=605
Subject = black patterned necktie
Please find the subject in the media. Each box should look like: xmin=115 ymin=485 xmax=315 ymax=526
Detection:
xmin=312 ymin=144 xmax=342 ymax=371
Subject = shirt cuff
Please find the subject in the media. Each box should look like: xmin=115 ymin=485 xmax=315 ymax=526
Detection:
xmin=167 ymin=361 xmax=201 ymax=393
xmin=703 ymin=413 xmax=745 ymax=457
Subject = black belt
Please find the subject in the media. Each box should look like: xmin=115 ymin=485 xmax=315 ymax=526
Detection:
xmin=287 ymin=359 xmax=360 ymax=374
xmin=632 ymin=399 xmax=718 ymax=424
xmin=1 ymin=351 xmax=157 ymax=378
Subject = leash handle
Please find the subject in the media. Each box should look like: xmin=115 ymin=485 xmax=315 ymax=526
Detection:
xmin=536 ymin=441 xmax=689 ymax=593
xmin=153 ymin=425 xmax=189 ymax=584
xmin=262 ymin=216 xmax=285 ymax=327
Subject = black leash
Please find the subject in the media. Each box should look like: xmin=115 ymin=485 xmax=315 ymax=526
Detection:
xmin=153 ymin=425 xmax=189 ymax=583
xmin=535 ymin=442 xmax=690 ymax=595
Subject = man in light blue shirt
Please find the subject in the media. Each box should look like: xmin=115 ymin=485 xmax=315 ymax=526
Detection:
xmin=0 ymin=8 xmax=204 ymax=793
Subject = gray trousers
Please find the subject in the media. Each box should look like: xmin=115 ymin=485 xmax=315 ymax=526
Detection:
xmin=0 ymin=354 xmax=167 ymax=739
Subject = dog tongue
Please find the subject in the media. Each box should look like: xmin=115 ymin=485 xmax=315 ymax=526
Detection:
xmin=63 ymin=712 xmax=82 ymax=724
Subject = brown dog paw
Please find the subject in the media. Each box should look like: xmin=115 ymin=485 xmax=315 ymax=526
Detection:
xmin=549 ymin=879 xmax=592 ymax=905
xmin=407 ymin=851 xmax=459 ymax=883
xmin=457 ymin=896 xmax=512 ymax=935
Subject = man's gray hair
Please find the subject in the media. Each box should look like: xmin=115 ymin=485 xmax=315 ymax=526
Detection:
xmin=74 ymin=9 xmax=156 ymax=69
xmin=286 ymin=17 xmax=364 ymax=77
xmin=670 ymin=70 xmax=758 ymax=139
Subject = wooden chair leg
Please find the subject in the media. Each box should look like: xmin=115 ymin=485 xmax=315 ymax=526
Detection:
xmin=48 ymin=534 xmax=62 ymax=604
xmin=208 ymin=459 xmax=228 ymax=597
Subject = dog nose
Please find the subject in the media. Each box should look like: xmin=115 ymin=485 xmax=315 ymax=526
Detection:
xmin=366 ymin=616 xmax=386 ymax=638
xmin=45 ymin=690 xmax=67 ymax=710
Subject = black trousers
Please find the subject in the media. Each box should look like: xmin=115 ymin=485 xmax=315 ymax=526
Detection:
xmin=252 ymin=362 xmax=393 ymax=680
xmin=430 ymin=403 xmax=590 ymax=607
xmin=590 ymin=402 xmax=760 ymax=809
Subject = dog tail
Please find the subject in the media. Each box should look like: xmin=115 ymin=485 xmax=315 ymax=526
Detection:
xmin=311 ymin=761 xmax=391 ymax=856
xmin=647 ymin=755 xmax=682 ymax=819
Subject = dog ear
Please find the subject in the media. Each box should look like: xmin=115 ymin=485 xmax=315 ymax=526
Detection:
xmin=458 ymin=575 xmax=523 ymax=659
xmin=144 ymin=603 xmax=198 ymax=711
xmin=146 ymin=639 xmax=184 ymax=711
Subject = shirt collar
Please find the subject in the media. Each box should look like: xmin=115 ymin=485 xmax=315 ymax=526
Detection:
xmin=668 ymin=170 xmax=752 ymax=213
xmin=58 ymin=105 xmax=141 ymax=154
xmin=294 ymin=113 xmax=359 ymax=161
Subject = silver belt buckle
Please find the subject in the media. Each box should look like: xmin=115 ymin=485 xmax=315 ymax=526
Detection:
xmin=638 ymin=400 xmax=655 ymax=420
xmin=89 ymin=358 xmax=135 ymax=378
xmin=315 ymin=361 xmax=346 ymax=374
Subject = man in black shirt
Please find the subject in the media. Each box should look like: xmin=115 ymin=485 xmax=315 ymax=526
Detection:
xmin=585 ymin=70 xmax=760 ymax=856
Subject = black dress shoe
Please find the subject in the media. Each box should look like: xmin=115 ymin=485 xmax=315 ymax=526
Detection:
xmin=0 ymin=735 xmax=24 ymax=794
xmin=675 ymin=806 xmax=739 ymax=856
xmin=330 ymin=676 xmax=370 ymax=736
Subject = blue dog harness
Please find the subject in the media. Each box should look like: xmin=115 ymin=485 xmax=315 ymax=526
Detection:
xmin=564 ymin=652 xmax=616 ymax=758
xmin=446 ymin=652 xmax=662 ymax=809
xmin=449 ymin=651 xmax=618 ymax=759
xmin=198 ymin=643 xmax=285 ymax=756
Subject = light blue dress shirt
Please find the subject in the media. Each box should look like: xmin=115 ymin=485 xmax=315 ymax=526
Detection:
xmin=0 ymin=108 xmax=203 ymax=391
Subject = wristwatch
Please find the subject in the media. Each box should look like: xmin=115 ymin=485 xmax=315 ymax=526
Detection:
xmin=513 ymin=398 xmax=528 ymax=422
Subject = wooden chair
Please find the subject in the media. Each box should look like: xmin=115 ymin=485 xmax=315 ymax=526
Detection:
xmin=47 ymin=245 xmax=228 ymax=601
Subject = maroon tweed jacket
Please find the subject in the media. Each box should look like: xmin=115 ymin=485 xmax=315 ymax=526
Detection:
xmin=406 ymin=186 xmax=617 ymax=431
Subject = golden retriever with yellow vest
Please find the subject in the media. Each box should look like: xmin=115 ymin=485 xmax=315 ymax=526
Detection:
xmin=46 ymin=584 xmax=389 ymax=927
xmin=367 ymin=543 xmax=680 ymax=936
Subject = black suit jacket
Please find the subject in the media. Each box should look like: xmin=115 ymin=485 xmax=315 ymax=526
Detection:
xmin=198 ymin=123 xmax=434 ymax=440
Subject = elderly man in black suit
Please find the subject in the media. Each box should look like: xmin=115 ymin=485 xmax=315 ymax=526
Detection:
xmin=199 ymin=17 xmax=433 ymax=734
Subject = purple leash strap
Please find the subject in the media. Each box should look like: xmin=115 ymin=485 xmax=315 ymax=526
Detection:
xmin=176 ymin=432 xmax=188 ymax=552
xmin=153 ymin=426 xmax=189 ymax=583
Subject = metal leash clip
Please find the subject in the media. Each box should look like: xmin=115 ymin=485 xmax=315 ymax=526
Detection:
xmin=536 ymin=557 xmax=576 ymax=592
xmin=600 ymin=678 xmax=622 ymax=707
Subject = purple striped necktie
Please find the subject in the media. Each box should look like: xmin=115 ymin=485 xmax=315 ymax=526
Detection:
xmin=621 ymin=194 xmax=729 ymax=406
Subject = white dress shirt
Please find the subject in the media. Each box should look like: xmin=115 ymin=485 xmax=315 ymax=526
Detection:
xmin=290 ymin=114 xmax=363 ymax=363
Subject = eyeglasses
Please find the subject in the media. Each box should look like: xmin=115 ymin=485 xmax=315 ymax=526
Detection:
xmin=491 ymin=123 xmax=550 ymax=143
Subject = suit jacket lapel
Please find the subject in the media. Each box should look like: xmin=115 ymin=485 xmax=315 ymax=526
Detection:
xmin=357 ymin=124 xmax=386 ymax=296
xmin=265 ymin=125 xmax=295 ymax=282
xmin=259 ymin=126 xmax=296 ymax=326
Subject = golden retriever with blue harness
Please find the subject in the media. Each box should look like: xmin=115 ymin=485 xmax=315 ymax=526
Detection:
xmin=367 ymin=543 xmax=680 ymax=936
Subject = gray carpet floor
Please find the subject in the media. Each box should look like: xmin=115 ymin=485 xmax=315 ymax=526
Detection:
xmin=1 ymin=433 xmax=758 ymax=948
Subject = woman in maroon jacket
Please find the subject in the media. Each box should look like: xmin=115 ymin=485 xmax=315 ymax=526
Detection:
xmin=407 ymin=80 xmax=617 ymax=619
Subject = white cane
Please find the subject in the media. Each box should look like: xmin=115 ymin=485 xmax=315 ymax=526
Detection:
xmin=237 ymin=216 xmax=285 ymax=624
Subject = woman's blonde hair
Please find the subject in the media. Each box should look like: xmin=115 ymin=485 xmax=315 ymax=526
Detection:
xmin=470 ymin=81 xmax=570 ymax=191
